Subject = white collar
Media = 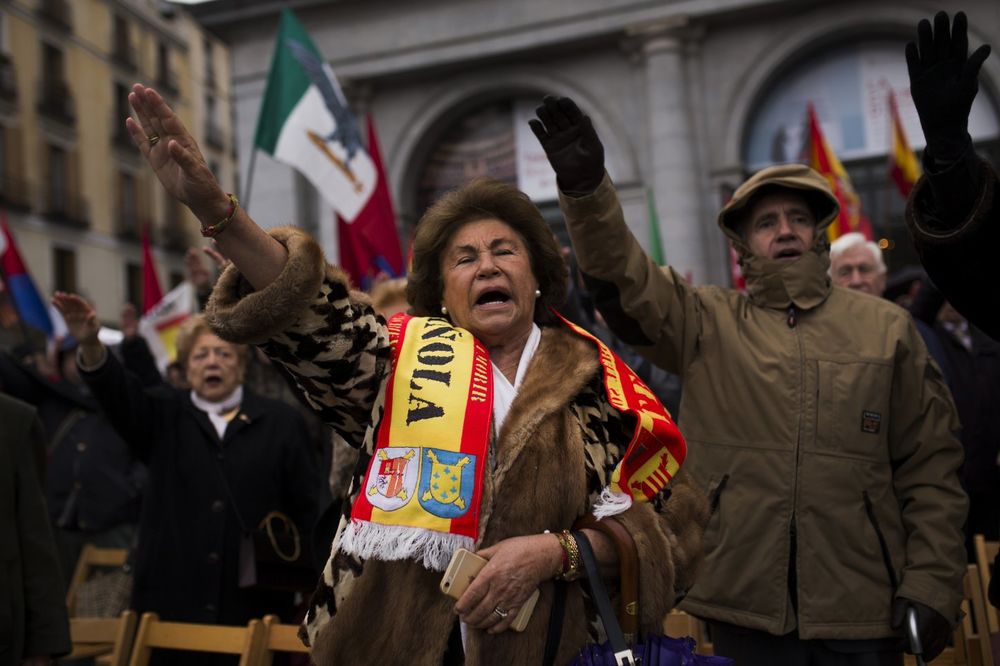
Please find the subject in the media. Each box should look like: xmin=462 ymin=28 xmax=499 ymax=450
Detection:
xmin=190 ymin=385 xmax=244 ymax=439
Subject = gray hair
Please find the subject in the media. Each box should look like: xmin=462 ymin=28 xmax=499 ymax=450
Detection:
xmin=829 ymin=232 xmax=886 ymax=275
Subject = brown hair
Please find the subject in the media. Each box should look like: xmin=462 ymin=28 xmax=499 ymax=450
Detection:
xmin=175 ymin=314 xmax=251 ymax=370
xmin=369 ymin=277 xmax=409 ymax=315
xmin=406 ymin=177 xmax=567 ymax=323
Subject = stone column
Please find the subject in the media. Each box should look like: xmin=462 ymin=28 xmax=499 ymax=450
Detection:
xmin=627 ymin=18 xmax=708 ymax=284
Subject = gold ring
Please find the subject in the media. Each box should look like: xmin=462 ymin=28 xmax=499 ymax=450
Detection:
xmin=493 ymin=606 xmax=509 ymax=619
xmin=148 ymin=134 xmax=160 ymax=146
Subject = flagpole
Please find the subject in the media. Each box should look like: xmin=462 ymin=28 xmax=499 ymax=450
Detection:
xmin=242 ymin=148 xmax=258 ymax=212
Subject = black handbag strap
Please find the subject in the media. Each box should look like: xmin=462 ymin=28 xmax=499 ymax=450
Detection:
xmin=542 ymin=580 xmax=567 ymax=666
xmin=207 ymin=445 xmax=250 ymax=533
xmin=573 ymin=531 xmax=636 ymax=666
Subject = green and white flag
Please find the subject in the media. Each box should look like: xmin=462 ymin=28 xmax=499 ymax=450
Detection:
xmin=254 ymin=9 xmax=376 ymax=221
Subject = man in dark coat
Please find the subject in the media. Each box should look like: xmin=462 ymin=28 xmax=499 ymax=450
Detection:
xmin=904 ymin=10 xmax=999 ymax=608
xmin=0 ymin=349 xmax=145 ymax=585
xmin=0 ymin=393 xmax=71 ymax=665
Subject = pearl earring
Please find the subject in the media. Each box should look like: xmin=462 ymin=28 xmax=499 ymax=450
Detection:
xmin=441 ymin=305 xmax=448 ymax=316
xmin=534 ymin=289 xmax=541 ymax=298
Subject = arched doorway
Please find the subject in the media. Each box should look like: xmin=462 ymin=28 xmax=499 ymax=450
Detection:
xmin=742 ymin=40 xmax=1000 ymax=272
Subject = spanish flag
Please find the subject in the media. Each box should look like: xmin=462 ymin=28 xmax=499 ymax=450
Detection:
xmin=806 ymin=103 xmax=874 ymax=241
xmin=887 ymin=91 xmax=922 ymax=198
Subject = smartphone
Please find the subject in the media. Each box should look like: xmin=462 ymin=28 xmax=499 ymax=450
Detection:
xmin=440 ymin=548 xmax=540 ymax=633
xmin=440 ymin=548 xmax=487 ymax=599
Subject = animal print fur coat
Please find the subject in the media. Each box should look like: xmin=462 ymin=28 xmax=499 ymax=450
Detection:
xmin=205 ymin=226 xmax=709 ymax=665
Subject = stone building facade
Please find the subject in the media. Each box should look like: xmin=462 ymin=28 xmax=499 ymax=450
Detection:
xmin=192 ymin=0 xmax=999 ymax=286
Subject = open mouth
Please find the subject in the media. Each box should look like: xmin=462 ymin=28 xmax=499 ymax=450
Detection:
xmin=204 ymin=374 xmax=224 ymax=389
xmin=475 ymin=289 xmax=511 ymax=307
xmin=775 ymin=249 xmax=802 ymax=260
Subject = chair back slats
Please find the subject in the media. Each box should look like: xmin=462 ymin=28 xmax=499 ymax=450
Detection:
xmin=67 ymin=610 xmax=138 ymax=666
xmin=973 ymin=534 xmax=999 ymax=634
xmin=66 ymin=544 xmax=129 ymax=615
xmin=253 ymin=615 xmax=309 ymax=665
xmin=964 ymin=563 xmax=995 ymax=665
xmin=128 ymin=612 xmax=263 ymax=666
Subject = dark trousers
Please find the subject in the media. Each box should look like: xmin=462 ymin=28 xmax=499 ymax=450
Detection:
xmin=709 ymin=622 xmax=904 ymax=666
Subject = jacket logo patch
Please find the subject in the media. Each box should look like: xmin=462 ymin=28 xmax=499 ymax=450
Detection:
xmin=861 ymin=410 xmax=881 ymax=434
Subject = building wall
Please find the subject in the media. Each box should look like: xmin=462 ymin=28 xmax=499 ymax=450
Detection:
xmin=192 ymin=0 xmax=1000 ymax=286
xmin=0 ymin=0 xmax=237 ymax=332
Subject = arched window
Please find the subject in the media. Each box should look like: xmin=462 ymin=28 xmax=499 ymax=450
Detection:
xmin=743 ymin=41 xmax=1000 ymax=271
xmin=414 ymin=98 xmax=567 ymax=241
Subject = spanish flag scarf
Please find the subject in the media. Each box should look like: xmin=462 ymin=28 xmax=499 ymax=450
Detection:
xmin=340 ymin=313 xmax=686 ymax=571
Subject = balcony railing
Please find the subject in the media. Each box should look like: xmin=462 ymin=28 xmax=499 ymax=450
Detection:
xmin=111 ymin=114 xmax=134 ymax=149
xmin=0 ymin=174 xmax=32 ymax=210
xmin=156 ymin=67 xmax=179 ymax=96
xmin=116 ymin=211 xmax=151 ymax=240
xmin=112 ymin=41 xmax=137 ymax=71
xmin=0 ymin=54 xmax=17 ymax=102
xmin=37 ymin=0 xmax=71 ymax=31
xmin=160 ymin=223 xmax=191 ymax=252
xmin=41 ymin=189 xmax=88 ymax=227
xmin=37 ymin=80 xmax=75 ymax=126
xmin=205 ymin=120 xmax=224 ymax=149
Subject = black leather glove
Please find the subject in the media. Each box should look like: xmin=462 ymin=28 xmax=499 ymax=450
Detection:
xmin=890 ymin=597 xmax=952 ymax=661
xmin=905 ymin=11 xmax=991 ymax=162
xmin=529 ymin=96 xmax=605 ymax=196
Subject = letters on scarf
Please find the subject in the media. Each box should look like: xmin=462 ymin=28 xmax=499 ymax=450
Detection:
xmin=554 ymin=311 xmax=686 ymax=518
xmin=342 ymin=315 xmax=492 ymax=569
xmin=340 ymin=312 xmax=687 ymax=571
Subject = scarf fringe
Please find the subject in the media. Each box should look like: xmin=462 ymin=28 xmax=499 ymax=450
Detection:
xmin=339 ymin=520 xmax=475 ymax=572
xmin=592 ymin=487 xmax=633 ymax=519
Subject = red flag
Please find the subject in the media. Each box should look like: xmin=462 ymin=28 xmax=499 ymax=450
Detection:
xmin=887 ymin=91 xmax=922 ymax=198
xmin=337 ymin=116 xmax=405 ymax=289
xmin=806 ymin=103 xmax=874 ymax=241
xmin=141 ymin=226 xmax=163 ymax=314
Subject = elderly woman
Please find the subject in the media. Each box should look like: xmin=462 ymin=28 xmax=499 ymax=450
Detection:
xmin=48 ymin=302 xmax=319 ymax=639
xmin=120 ymin=84 xmax=708 ymax=665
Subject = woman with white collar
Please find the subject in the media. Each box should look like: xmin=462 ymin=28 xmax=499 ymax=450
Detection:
xmin=52 ymin=301 xmax=320 ymax=650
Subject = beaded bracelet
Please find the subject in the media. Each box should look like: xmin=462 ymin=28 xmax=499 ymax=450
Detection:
xmin=200 ymin=193 xmax=239 ymax=238
xmin=555 ymin=530 xmax=582 ymax=581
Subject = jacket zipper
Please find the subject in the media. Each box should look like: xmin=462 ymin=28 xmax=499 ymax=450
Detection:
xmin=709 ymin=474 xmax=729 ymax=515
xmin=786 ymin=304 xmax=803 ymax=629
xmin=862 ymin=490 xmax=900 ymax=591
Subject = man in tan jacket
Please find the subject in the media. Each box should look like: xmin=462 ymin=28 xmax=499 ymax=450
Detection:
xmin=531 ymin=97 xmax=967 ymax=665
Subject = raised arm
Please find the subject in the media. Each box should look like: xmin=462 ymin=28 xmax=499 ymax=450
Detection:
xmin=904 ymin=13 xmax=998 ymax=338
xmin=52 ymin=293 xmax=161 ymax=460
xmin=530 ymin=96 xmax=704 ymax=374
xmin=126 ymin=84 xmax=286 ymax=290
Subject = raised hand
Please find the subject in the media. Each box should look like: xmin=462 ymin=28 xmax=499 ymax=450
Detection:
xmin=203 ymin=244 xmax=232 ymax=273
xmin=125 ymin=84 xmax=231 ymax=224
xmin=529 ymin=96 xmax=605 ymax=195
xmin=120 ymin=302 xmax=139 ymax=339
xmin=52 ymin=292 xmax=101 ymax=347
xmin=905 ymin=11 xmax=991 ymax=161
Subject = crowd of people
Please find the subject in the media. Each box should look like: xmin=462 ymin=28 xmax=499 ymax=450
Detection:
xmin=2 ymin=8 xmax=998 ymax=666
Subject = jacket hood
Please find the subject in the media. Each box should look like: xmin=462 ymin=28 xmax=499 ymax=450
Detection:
xmin=718 ymin=164 xmax=840 ymax=311
xmin=718 ymin=164 xmax=840 ymax=241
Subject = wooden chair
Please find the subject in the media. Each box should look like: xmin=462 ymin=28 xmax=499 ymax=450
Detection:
xmin=64 ymin=610 xmax=138 ymax=666
xmin=65 ymin=544 xmax=129 ymax=616
xmin=663 ymin=609 xmax=712 ymax=655
xmin=127 ymin=612 xmax=263 ymax=666
xmin=973 ymin=534 xmax=999 ymax=635
xmin=252 ymin=614 xmax=310 ymax=666
xmin=963 ymin=563 xmax=996 ymax=666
